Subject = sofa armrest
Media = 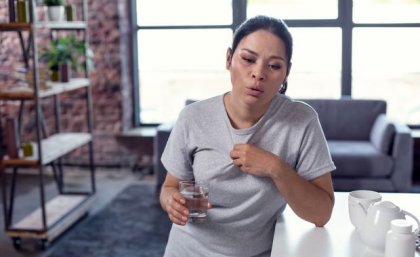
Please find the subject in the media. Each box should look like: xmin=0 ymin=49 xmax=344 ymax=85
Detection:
xmin=370 ymin=114 xmax=395 ymax=154
xmin=390 ymin=121 xmax=413 ymax=192
xmin=153 ymin=122 xmax=174 ymax=192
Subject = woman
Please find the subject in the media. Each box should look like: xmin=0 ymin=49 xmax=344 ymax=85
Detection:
xmin=160 ymin=15 xmax=335 ymax=257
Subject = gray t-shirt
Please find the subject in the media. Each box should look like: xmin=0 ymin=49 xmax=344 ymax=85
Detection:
xmin=161 ymin=93 xmax=336 ymax=257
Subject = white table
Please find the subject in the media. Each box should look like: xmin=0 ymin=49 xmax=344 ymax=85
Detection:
xmin=271 ymin=192 xmax=420 ymax=257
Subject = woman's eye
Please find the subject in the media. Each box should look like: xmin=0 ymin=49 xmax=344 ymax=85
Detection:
xmin=242 ymin=57 xmax=255 ymax=63
xmin=269 ymin=64 xmax=281 ymax=70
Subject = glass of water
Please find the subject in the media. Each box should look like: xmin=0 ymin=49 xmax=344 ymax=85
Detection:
xmin=179 ymin=181 xmax=209 ymax=223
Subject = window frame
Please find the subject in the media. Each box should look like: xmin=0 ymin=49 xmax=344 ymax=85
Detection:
xmin=131 ymin=0 xmax=420 ymax=126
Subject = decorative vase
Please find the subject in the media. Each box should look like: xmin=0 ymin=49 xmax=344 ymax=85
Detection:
xmin=47 ymin=6 xmax=64 ymax=22
xmin=65 ymin=4 xmax=76 ymax=21
xmin=59 ymin=61 xmax=71 ymax=82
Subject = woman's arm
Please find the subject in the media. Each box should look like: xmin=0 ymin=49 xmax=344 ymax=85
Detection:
xmin=270 ymin=165 xmax=334 ymax=227
xmin=230 ymin=144 xmax=334 ymax=227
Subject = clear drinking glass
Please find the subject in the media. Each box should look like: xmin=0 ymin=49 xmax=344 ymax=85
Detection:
xmin=179 ymin=181 xmax=209 ymax=223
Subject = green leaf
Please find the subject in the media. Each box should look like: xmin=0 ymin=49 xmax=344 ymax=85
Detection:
xmin=39 ymin=33 xmax=91 ymax=72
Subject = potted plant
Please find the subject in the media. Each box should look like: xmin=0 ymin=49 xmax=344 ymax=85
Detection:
xmin=44 ymin=0 xmax=64 ymax=21
xmin=40 ymin=34 xmax=86 ymax=82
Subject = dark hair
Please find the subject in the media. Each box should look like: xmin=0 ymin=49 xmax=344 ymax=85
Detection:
xmin=231 ymin=15 xmax=293 ymax=94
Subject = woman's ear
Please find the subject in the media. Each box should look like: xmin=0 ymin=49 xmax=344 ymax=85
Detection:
xmin=283 ymin=62 xmax=292 ymax=83
xmin=286 ymin=62 xmax=292 ymax=76
xmin=226 ymin=48 xmax=232 ymax=70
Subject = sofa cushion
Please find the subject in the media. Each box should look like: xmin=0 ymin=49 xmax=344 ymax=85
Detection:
xmin=370 ymin=114 xmax=395 ymax=154
xmin=300 ymin=99 xmax=386 ymax=141
xmin=328 ymin=140 xmax=393 ymax=178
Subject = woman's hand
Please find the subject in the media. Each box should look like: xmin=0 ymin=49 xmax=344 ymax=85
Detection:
xmin=162 ymin=189 xmax=189 ymax=226
xmin=230 ymin=143 xmax=280 ymax=177
xmin=160 ymin=173 xmax=212 ymax=226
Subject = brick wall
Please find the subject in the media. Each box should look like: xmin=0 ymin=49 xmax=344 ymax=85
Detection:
xmin=0 ymin=0 xmax=146 ymax=167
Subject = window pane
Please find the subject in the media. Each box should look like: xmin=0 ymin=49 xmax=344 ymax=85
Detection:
xmin=354 ymin=0 xmax=420 ymax=23
xmin=287 ymin=28 xmax=341 ymax=98
xmin=353 ymin=28 xmax=420 ymax=125
xmin=138 ymin=29 xmax=232 ymax=124
xmin=247 ymin=0 xmax=338 ymax=20
xmin=137 ymin=0 xmax=232 ymax=26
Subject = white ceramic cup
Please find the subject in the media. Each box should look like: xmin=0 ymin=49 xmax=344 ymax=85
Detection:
xmin=348 ymin=190 xmax=382 ymax=229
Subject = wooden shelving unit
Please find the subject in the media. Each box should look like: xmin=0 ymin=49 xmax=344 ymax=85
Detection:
xmin=0 ymin=0 xmax=95 ymax=250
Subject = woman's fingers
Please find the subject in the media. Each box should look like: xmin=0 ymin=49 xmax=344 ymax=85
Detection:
xmin=167 ymin=193 xmax=189 ymax=225
xmin=169 ymin=212 xmax=187 ymax=225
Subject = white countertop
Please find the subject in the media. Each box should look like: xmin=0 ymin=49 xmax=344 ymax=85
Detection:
xmin=271 ymin=192 xmax=420 ymax=257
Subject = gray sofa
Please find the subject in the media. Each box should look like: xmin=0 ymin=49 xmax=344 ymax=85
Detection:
xmin=301 ymin=99 xmax=413 ymax=192
xmin=154 ymin=99 xmax=413 ymax=192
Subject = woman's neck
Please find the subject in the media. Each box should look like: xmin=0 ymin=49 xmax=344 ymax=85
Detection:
xmin=223 ymin=92 xmax=270 ymax=129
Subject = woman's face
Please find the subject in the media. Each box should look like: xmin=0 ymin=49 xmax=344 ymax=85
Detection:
xmin=227 ymin=29 xmax=289 ymax=107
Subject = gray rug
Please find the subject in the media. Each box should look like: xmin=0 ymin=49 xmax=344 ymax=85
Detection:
xmin=46 ymin=184 xmax=171 ymax=257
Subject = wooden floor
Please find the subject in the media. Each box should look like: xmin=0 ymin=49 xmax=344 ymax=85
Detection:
xmin=0 ymin=167 xmax=154 ymax=257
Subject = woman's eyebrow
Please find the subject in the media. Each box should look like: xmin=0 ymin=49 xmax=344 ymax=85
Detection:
xmin=240 ymin=48 xmax=286 ymax=61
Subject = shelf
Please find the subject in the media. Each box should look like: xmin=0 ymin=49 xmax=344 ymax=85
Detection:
xmin=119 ymin=127 xmax=157 ymax=138
xmin=0 ymin=23 xmax=31 ymax=31
xmin=0 ymin=78 xmax=89 ymax=100
xmin=6 ymin=194 xmax=95 ymax=239
xmin=0 ymin=21 xmax=86 ymax=31
xmin=36 ymin=21 xmax=87 ymax=30
xmin=2 ymin=132 xmax=92 ymax=167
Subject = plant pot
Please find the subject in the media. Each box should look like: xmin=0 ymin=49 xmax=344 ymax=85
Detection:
xmin=47 ymin=6 xmax=64 ymax=22
xmin=50 ymin=69 xmax=59 ymax=82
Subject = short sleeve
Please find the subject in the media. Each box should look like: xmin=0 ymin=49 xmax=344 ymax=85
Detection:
xmin=296 ymin=116 xmax=336 ymax=180
xmin=161 ymin=109 xmax=195 ymax=180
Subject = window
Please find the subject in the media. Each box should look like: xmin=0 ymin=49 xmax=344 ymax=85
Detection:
xmin=137 ymin=0 xmax=232 ymax=26
xmin=353 ymin=28 xmax=420 ymax=124
xmin=247 ymin=0 xmax=338 ymax=19
xmin=135 ymin=0 xmax=234 ymax=124
xmin=133 ymin=0 xmax=420 ymax=126
xmin=352 ymin=0 xmax=420 ymax=125
xmin=137 ymin=29 xmax=231 ymax=123
xmin=287 ymin=28 xmax=341 ymax=99
xmin=353 ymin=0 xmax=420 ymax=23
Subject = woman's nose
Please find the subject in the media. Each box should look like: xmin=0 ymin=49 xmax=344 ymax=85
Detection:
xmin=252 ymin=65 xmax=266 ymax=81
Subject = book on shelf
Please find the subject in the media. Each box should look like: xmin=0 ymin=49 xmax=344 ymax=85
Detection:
xmin=16 ymin=0 xmax=29 ymax=23
xmin=8 ymin=0 xmax=16 ymax=22
xmin=15 ymin=67 xmax=49 ymax=89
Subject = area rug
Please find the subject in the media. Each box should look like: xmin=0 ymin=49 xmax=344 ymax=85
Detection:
xmin=46 ymin=184 xmax=171 ymax=257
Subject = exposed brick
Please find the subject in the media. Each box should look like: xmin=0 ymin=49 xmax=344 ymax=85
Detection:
xmin=1 ymin=0 xmax=139 ymax=167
